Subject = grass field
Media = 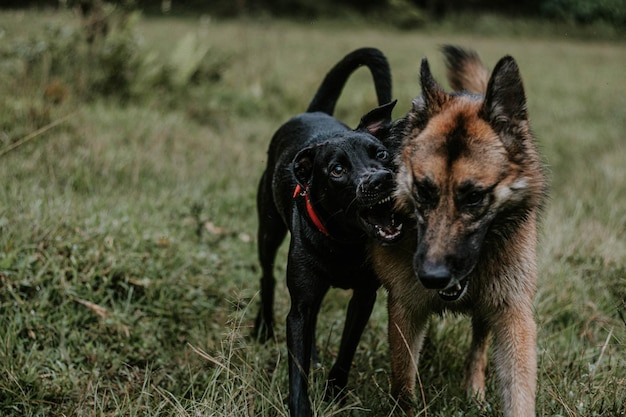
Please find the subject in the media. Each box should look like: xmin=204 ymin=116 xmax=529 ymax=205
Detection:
xmin=0 ymin=8 xmax=625 ymax=416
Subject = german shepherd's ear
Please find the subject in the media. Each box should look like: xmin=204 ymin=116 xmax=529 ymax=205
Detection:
xmin=419 ymin=57 xmax=448 ymax=114
xmin=293 ymin=145 xmax=317 ymax=187
xmin=481 ymin=56 xmax=529 ymax=153
xmin=356 ymin=99 xmax=397 ymax=138
xmin=409 ymin=58 xmax=448 ymax=128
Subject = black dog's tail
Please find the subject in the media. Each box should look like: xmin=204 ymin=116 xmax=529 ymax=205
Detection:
xmin=306 ymin=47 xmax=392 ymax=115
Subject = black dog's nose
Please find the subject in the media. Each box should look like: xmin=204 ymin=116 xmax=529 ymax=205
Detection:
xmin=362 ymin=170 xmax=393 ymax=193
xmin=416 ymin=261 xmax=452 ymax=289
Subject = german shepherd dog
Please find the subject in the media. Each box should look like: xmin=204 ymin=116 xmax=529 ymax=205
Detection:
xmin=253 ymin=48 xmax=402 ymax=417
xmin=370 ymin=46 xmax=547 ymax=417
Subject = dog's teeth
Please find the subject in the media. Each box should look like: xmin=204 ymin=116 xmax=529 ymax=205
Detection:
xmin=375 ymin=196 xmax=391 ymax=206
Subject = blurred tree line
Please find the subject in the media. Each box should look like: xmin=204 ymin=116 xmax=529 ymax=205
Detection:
xmin=2 ymin=0 xmax=625 ymax=26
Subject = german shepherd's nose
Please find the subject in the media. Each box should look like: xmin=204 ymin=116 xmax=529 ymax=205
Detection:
xmin=416 ymin=260 xmax=451 ymax=289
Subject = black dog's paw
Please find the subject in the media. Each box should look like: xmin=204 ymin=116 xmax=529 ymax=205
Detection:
xmin=253 ymin=313 xmax=274 ymax=343
xmin=324 ymin=375 xmax=348 ymax=404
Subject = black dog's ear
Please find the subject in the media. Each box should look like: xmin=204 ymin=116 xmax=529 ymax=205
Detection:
xmin=293 ymin=145 xmax=317 ymax=186
xmin=356 ymin=99 xmax=397 ymax=138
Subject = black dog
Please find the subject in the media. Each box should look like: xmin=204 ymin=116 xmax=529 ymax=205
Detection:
xmin=253 ymin=48 xmax=403 ymax=416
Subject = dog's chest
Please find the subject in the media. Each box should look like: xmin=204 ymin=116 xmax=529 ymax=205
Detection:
xmin=300 ymin=239 xmax=375 ymax=290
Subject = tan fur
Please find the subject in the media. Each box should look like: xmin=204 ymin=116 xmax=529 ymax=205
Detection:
xmin=447 ymin=55 xmax=489 ymax=94
xmin=371 ymin=48 xmax=546 ymax=417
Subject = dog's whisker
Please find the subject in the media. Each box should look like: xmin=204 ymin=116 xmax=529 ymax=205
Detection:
xmin=345 ymin=196 xmax=360 ymax=213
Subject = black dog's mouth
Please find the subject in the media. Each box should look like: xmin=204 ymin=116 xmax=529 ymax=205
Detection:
xmin=438 ymin=277 xmax=469 ymax=302
xmin=359 ymin=196 xmax=403 ymax=243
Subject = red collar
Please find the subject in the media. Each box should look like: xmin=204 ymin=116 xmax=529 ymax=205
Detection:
xmin=293 ymin=184 xmax=330 ymax=237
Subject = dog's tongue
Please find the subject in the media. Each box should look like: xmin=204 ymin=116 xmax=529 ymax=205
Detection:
xmin=366 ymin=205 xmax=402 ymax=240
xmin=366 ymin=204 xmax=389 ymax=226
xmin=370 ymin=212 xmax=393 ymax=231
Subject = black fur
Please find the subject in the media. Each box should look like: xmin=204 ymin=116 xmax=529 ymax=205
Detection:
xmin=253 ymin=48 xmax=401 ymax=417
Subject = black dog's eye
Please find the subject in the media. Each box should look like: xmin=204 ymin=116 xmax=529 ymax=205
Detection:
xmin=330 ymin=164 xmax=345 ymax=178
xmin=376 ymin=149 xmax=389 ymax=160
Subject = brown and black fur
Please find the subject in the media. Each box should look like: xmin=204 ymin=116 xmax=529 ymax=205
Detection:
xmin=370 ymin=46 xmax=547 ymax=417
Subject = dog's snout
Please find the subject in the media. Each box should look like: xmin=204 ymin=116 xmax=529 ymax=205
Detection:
xmin=416 ymin=260 xmax=452 ymax=290
xmin=361 ymin=170 xmax=393 ymax=193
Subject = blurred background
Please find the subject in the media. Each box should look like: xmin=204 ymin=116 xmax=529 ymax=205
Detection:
xmin=2 ymin=0 xmax=626 ymax=30
xmin=1 ymin=1 xmax=624 ymax=416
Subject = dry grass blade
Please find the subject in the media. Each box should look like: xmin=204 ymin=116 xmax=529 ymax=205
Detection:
xmin=0 ymin=111 xmax=77 ymax=158
xmin=188 ymin=343 xmax=288 ymax=416
xmin=590 ymin=327 xmax=613 ymax=380
xmin=394 ymin=322 xmax=429 ymax=417
xmin=74 ymin=297 xmax=109 ymax=319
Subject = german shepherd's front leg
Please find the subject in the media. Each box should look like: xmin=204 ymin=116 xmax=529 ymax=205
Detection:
xmin=387 ymin=293 xmax=429 ymax=416
xmin=463 ymin=315 xmax=490 ymax=402
xmin=491 ymin=304 xmax=537 ymax=417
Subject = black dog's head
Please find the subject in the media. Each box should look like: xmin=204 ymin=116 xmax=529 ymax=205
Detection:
xmin=292 ymin=101 xmax=403 ymax=243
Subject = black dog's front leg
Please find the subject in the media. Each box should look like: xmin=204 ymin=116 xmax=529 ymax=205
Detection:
xmin=326 ymin=283 xmax=378 ymax=399
xmin=254 ymin=172 xmax=288 ymax=341
xmin=287 ymin=261 xmax=329 ymax=417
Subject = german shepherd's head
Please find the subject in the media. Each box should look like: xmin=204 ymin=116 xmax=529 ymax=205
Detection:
xmin=392 ymin=47 xmax=546 ymax=302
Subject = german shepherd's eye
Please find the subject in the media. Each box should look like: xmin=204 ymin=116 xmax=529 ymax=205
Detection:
xmin=376 ymin=149 xmax=389 ymax=160
xmin=458 ymin=189 xmax=486 ymax=208
xmin=413 ymin=180 xmax=438 ymax=208
xmin=464 ymin=191 xmax=484 ymax=206
xmin=330 ymin=164 xmax=346 ymax=178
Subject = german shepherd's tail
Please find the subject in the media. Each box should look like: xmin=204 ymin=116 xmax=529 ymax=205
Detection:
xmin=306 ymin=47 xmax=392 ymax=115
xmin=441 ymin=45 xmax=490 ymax=95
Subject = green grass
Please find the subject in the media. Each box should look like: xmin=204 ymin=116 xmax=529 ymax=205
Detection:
xmin=1 ymin=8 xmax=625 ymax=416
